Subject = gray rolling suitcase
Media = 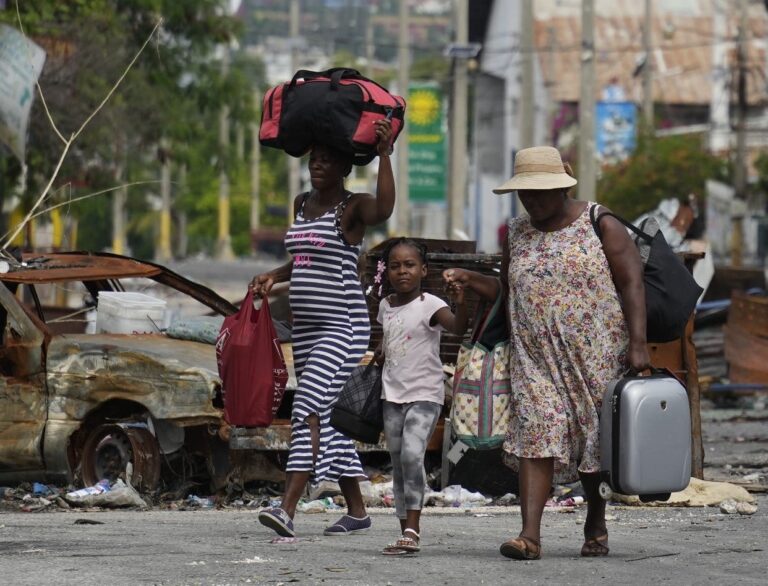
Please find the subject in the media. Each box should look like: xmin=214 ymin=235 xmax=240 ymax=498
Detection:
xmin=599 ymin=370 xmax=691 ymax=502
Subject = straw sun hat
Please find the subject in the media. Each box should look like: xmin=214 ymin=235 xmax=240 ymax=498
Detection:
xmin=492 ymin=146 xmax=577 ymax=194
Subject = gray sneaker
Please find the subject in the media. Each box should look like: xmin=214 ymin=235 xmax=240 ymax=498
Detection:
xmin=258 ymin=507 xmax=295 ymax=537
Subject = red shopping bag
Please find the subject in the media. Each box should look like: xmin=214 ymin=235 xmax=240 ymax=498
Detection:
xmin=216 ymin=289 xmax=288 ymax=427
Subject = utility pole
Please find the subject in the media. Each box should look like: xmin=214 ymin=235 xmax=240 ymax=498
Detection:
xmin=642 ymin=0 xmax=654 ymax=131
xmin=157 ymin=137 xmax=173 ymax=263
xmin=216 ymin=48 xmax=235 ymax=261
xmin=734 ymin=0 xmax=748 ymax=200
xmin=732 ymin=0 xmax=750 ymax=267
xmin=577 ymin=0 xmax=596 ymax=201
xmin=546 ymin=26 xmax=558 ymax=144
xmin=709 ymin=0 xmax=729 ymax=152
xmin=520 ymin=0 xmax=534 ymax=149
xmin=287 ymin=0 xmax=301 ymax=225
xmin=111 ymin=135 xmax=127 ymax=255
xmin=250 ymin=100 xmax=262 ymax=254
xmin=448 ymin=0 xmax=469 ymax=239
xmin=395 ymin=0 xmax=410 ymax=235
xmin=236 ymin=124 xmax=245 ymax=161
xmin=112 ymin=165 xmax=127 ymax=255
xmin=177 ymin=164 xmax=188 ymax=258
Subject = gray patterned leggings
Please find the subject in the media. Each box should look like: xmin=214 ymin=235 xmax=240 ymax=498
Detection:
xmin=383 ymin=400 xmax=442 ymax=519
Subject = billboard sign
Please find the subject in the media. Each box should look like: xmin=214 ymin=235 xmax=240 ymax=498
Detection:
xmin=408 ymin=83 xmax=446 ymax=202
xmin=595 ymin=101 xmax=636 ymax=163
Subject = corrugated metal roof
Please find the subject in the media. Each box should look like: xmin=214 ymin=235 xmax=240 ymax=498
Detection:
xmin=535 ymin=11 xmax=767 ymax=105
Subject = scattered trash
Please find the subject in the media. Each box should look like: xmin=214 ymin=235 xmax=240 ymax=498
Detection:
xmin=425 ymin=485 xmax=492 ymax=508
xmin=186 ymin=495 xmax=215 ymax=509
xmin=741 ymin=472 xmax=762 ymax=483
xmin=64 ymin=479 xmax=147 ymax=508
xmin=737 ymin=502 xmax=758 ymax=515
xmin=21 ymin=496 xmax=53 ymax=512
xmin=546 ymin=495 xmax=585 ymax=507
xmin=309 ymin=480 xmax=342 ymax=500
xmin=297 ymin=497 xmax=341 ymax=513
xmin=65 ymin=479 xmax=111 ymax=500
xmin=271 ymin=536 xmax=299 ymax=544
xmin=359 ymin=479 xmax=394 ymax=507
xmin=32 ymin=482 xmax=53 ymax=496
xmin=721 ymin=499 xmax=758 ymax=515
xmin=492 ymin=492 xmax=518 ymax=506
xmin=74 ymin=518 xmax=105 ymax=525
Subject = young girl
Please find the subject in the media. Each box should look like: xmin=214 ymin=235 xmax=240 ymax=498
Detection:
xmin=375 ymin=238 xmax=468 ymax=555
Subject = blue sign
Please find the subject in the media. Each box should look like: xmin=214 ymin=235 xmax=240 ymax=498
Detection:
xmin=595 ymin=101 xmax=636 ymax=163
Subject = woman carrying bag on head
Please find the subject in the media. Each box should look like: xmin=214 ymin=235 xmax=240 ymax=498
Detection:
xmin=444 ymin=146 xmax=650 ymax=560
xmin=250 ymin=119 xmax=395 ymax=538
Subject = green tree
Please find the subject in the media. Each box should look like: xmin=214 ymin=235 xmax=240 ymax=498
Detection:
xmin=1 ymin=1 xmax=261 ymax=257
xmin=596 ymin=133 xmax=730 ymax=220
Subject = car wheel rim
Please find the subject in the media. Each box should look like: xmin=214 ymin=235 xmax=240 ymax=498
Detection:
xmin=81 ymin=423 xmax=161 ymax=491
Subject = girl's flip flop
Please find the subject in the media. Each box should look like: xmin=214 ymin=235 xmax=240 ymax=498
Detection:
xmin=382 ymin=529 xmax=420 ymax=555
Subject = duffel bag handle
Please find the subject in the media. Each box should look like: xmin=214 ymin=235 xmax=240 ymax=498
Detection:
xmin=289 ymin=67 xmax=363 ymax=89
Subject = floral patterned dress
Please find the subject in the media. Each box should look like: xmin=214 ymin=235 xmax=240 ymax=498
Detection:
xmin=503 ymin=203 xmax=628 ymax=483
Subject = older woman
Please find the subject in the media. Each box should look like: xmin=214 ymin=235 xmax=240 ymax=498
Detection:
xmin=444 ymin=146 xmax=650 ymax=560
xmin=251 ymin=120 xmax=394 ymax=538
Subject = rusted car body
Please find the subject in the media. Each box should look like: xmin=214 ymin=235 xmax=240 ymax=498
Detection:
xmin=0 ymin=252 xmax=236 ymax=490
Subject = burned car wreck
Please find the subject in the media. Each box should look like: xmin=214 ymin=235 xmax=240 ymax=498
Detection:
xmin=0 ymin=251 xmax=237 ymax=492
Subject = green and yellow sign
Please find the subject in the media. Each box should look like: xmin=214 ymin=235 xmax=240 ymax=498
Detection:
xmin=408 ymin=83 xmax=446 ymax=202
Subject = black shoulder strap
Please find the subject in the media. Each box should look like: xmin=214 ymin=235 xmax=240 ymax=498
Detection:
xmin=589 ymin=204 xmax=654 ymax=244
xmin=334 ymin=191 xmax=355 ymax=246
xmin=296 ymin=192 xmax=310 ymax=218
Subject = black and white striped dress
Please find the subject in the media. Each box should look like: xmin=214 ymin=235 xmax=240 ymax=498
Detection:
xmin=284 ymin=193 xmax=369 ymax=481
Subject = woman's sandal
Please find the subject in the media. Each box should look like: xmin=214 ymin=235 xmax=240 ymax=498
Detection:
xmin=382 ymin=529 xmax=421 ymax=556
xmin=499 ymin=535 xmax=541 ymax=560
xmin=581 ymin=533 xmax=609 ymax=557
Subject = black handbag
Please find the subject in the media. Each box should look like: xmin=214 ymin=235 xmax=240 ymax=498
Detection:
xmin=590 ymin=205 xmax=703 ymax=343
xmin=330 ymin=362 xmax=383 ymax=444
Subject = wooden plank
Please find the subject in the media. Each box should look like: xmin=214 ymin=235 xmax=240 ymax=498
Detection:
xmin=682 ymin=317 xmax=704 ymax=478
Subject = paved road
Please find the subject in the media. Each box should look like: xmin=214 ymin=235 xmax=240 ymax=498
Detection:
xmin=2 ymin=406 xmax=767 ymax=586
xmin=1 ymin=496 xmax=765 ymax=586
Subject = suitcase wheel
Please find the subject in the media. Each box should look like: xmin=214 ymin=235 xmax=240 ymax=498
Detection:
xmin=598 ymin=481 xmax=613 ymax=501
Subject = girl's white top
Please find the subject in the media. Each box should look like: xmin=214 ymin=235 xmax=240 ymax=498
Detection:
xmin=377 ymin=292 xmax=447 ymax=405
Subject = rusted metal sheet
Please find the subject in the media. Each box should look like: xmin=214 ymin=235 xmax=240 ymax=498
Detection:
xmin=1 ymin=251 xmax=236 ymax=317
xmin=725 ymin=291 xmax=768 ymax=384
xmin=1 ymin=252 xmax=162 ymax=283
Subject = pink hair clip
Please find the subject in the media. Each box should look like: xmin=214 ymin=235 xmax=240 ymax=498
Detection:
xmin=373 ymin=259 xmax=386 ymax=297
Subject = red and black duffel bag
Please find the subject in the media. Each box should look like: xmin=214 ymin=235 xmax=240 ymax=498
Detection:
xmin=259 ymin=67 xmax=406 ymax=166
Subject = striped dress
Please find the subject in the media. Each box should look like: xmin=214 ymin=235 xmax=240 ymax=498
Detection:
xmin=283 ymin=192 xmax=369 ymax=481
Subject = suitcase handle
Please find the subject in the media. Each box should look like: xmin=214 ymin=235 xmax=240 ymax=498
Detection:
xmin=623 ymin=366 xmax=684 ymax=386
